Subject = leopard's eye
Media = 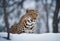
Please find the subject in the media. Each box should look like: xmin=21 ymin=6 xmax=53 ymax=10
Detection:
xmin=31 ymin=19 xmax=33 ymax=22
xmin=35 ymin=13 xmax=37 ymax=16
xmin=29 ymin=14 xmax=32 ymax=15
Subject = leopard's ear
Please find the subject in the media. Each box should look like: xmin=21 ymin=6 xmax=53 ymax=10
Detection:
xmin=32 ymin=10 xmax=38 ymax=14
xmin=26 ymin=9 xmax=29 ymax=13
xmin=26 ymin=9 xmax=33 ymax=13
xmin=26 ymin=9 xmax=38 ymax=13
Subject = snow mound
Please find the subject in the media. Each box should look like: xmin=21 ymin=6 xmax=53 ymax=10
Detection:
xmin=0 ymin=32 xmax=60 ymax=41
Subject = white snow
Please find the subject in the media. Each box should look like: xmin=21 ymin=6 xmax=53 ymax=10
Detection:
xmin=0 ymin=32 xmax=60 ymax=41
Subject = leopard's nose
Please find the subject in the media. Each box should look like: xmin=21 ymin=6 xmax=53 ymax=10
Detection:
xmin=33 ymin=19 xmax=36 ymax=22
xmin=34 ymin=18 xmax=36 ymax=20
xmin=31 ymin=19 xmax=33 ymax=22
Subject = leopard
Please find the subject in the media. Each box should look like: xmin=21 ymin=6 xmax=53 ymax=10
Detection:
xmin=9 ymin=9 xmax=38 ymax=34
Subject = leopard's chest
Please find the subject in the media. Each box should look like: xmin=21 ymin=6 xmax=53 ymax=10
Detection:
xmin=23 ymin=17 xmax=35 ymax=33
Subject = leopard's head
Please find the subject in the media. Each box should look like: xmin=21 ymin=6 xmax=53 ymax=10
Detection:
xmin=26 ymin=9 xmax=38 ymax=22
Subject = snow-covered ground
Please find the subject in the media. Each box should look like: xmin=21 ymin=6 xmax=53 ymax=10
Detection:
xmin=0 ymin=32 xmax=60 ymax=41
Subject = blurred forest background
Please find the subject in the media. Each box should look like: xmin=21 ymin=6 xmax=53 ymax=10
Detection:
xmin=0 ymin=0 xmax=60 ymax=34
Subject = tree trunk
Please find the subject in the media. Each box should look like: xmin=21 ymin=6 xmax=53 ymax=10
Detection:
xmin=53 ymin=0 xmax=60 ymax=33
xmin=17 ymin=0 xmax=25 ymax=18
xmin=46 ymin=8 xmax=49 ymax=33
xmin=45 ymin=0 xmax=49 ymax=33
xmin=3 ymin=0 xmax=10 ymax=39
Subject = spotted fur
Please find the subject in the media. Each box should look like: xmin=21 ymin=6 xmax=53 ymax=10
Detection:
xmin=9 ymin=9 xmax=38 ymax=34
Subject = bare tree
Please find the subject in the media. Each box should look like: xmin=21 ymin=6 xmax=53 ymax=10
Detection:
xmin=42 ymin=0 xmax=49 ymax=33
xmin=53 ymin=0 xmax=60 ymax=33
xmin=17 ymin=0 xmax=25 ymax=18
xmin=35 ymin=0 xmax=41 ymax=33
xmin=3 ymin=0 xmax=10 ymax=39
xmin=45 ymin=0 xmax=49 ymax=33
